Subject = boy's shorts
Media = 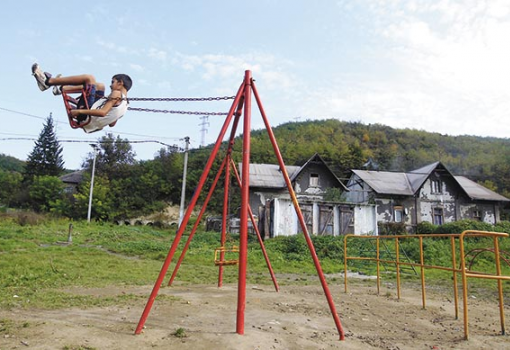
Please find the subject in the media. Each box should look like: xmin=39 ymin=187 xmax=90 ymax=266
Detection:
xmin=77 ymin=84 xmax=105 ymax=109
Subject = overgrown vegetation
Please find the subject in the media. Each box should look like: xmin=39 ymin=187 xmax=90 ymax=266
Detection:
xmin=1 ymin=216 xmax=509 ymax=310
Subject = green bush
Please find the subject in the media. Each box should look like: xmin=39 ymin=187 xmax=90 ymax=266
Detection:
xmin=378 ymin=222 xmax=407 ymax=235
xmin=437 ymin=219 xmax=492 ymax=234
xmin=416 ymin=221 xmax=437 ymax=234
xmin=494 ymin=221 xmax=510 ymax=234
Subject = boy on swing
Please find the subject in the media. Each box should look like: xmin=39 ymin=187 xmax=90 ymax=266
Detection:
xmin=31 ymin=63 xmax=132 ymax=133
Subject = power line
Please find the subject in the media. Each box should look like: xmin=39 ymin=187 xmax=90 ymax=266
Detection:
xmin=0 ymin=105 xmax=194 ymax=143
xmin=0 ymin=137 xmax=182 ymax=149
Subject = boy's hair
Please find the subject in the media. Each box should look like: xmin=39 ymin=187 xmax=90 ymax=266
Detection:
xmin=113 ymin=74 xmax=133 ymax=91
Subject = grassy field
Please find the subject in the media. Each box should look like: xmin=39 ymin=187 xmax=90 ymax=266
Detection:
xmin=1 ymin=214 xmax=509 ymax=311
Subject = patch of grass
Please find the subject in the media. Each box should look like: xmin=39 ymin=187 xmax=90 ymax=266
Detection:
xmin=1 ymin=219 xmax=510 ymax=310
xmin=62 ymin=345 xmax=97 ymax=350
xmin=173 ymin=327 xmax=187 ymax=338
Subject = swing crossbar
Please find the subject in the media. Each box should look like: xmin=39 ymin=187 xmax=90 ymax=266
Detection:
xmin=214 ymin=245 xmax=239 ymax=266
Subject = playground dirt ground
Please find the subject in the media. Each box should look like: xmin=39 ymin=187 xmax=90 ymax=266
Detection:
xmin=1 ymin=279 xmax=509 ymax=350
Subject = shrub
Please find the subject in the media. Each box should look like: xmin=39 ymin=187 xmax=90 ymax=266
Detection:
xmin=494 ymin=221 xmax=510 ymax=234
xmin=437 ymin=219 xmax=492 ymax=234
xmin=416 ymin=221 xmax=437 ymax=234
xmin=378 ymin=222 xmax=406 ymax=235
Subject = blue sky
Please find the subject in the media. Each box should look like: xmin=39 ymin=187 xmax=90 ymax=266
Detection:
xmin=2 ymin=0 xmax=510 ymax=169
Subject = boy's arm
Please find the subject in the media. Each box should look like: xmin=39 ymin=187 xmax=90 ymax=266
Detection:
xmin=70 ymin=91 xmax=122 ymax=118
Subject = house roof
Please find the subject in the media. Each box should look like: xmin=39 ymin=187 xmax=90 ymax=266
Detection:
xmin=352 ymin=170 xmax=414 ymax=195
xmin=454 ymin=176 xmax=510 ymax=201
xmin=246 ymin=163 xmax=301 ymax=188
xmin=352 ymin=162 xmax=510 ymax=202
xmin=244 ymin=153 xmax=345 ymax=190
xmin=60 ymin=170 xmax=85 ymax=184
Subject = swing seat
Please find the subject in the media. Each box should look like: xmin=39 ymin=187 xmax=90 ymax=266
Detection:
xmin=214 ymin=245 xmax=239 ymax=266
xmin=61 ymin=87 xmax=91 ymax=129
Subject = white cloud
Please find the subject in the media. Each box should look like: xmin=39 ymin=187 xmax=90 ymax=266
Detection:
xmin=330 ymin=0 xmax=510 ymax=137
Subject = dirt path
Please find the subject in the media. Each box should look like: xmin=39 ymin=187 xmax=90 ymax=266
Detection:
xmin=1 ymin=281 xmax=508 ymax=350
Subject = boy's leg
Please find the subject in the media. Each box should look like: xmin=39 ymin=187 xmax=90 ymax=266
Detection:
xmin=32 ymin=63 xmax=97 ymax=91
xmin=48 ymin=74 xmax=97 ymax=87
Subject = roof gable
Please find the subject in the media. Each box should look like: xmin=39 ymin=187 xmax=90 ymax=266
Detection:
xmin=244 ymin=153 xmax=345 ymax=190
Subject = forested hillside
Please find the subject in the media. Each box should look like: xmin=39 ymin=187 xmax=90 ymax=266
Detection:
xmin=2 ymin=119 xmax=510 ymax=219
xmin=230 ymin=119 xmax=510 ymax=197
xmin=0 ymin=153 xmax=25 ymax=172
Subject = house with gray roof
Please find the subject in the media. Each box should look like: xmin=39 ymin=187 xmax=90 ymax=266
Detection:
xmin=345 ymin=161 xmax=509 ymax=232
xmin=245 ymin=153 xmax=376 ymax=237
xmin=60 ymin=170 xmax=85 ymax=194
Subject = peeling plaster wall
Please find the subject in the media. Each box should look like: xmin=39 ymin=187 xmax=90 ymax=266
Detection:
xmin=458 ymin=201 xmax=497 ymax=224
xmin=418 ymin=177 xmax=457 ymax=224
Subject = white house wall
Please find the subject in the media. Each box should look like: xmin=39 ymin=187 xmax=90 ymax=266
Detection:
xmin=272 ymin=198 xmax=297 ymax=236
xmin=354 ymin=205 xmax=378 ymax=235
xmin=271 ymin=198 xmax=376 ymax=236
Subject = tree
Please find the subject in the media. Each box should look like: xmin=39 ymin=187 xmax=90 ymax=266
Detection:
xmin=83 ymin=133 xmax=136 ymax=178
xmin=24 ymin=114 xmax=64 ymax=180
xmin=0 ymin=170 xmax=22 ymax=207
xmin=28 ymin=175 xmax=64 ymax=212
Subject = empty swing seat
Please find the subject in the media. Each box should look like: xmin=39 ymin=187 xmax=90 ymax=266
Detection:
xmin=214 ymin=245 xmax=239 ymax=266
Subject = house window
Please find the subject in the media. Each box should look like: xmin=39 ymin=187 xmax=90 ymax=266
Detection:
xmin=431 ymin=179 xmax=442 ymax=194
xmin=433 ymin=208 xmax=443 ymax=225
xmin=309 ymin=173 xmax=319 ymax=187
xmin=473 ymin=210 xmax=482 ymax=221
xmin=394 ymin=206 xmax=403 ymax=223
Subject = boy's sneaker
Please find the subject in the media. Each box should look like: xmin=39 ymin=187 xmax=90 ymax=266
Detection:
xmin=52 ymin=74 xmax=63 ymax=95
xmin=31 ymin=63 xmax=51 ymax=91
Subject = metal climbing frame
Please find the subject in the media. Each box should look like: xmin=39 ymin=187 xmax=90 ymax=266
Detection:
xmin=134 ymin=71 xmax=345 ymax=340
xmin=343 ymin=230 xmax=510 ymax=340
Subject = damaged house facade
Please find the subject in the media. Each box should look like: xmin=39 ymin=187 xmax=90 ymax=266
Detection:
xmin=344 ymin=161 xmax=510 ymax=232
xmin=246 ymin=154 xmax=377 ymax=238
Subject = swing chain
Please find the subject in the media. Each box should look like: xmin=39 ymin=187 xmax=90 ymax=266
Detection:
xmin=127 ymin=107 xmax=229 ymax=115
xmin=128 ymin=96 xmax=235 ymax=102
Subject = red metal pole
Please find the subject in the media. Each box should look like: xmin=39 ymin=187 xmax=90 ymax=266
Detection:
xmin=230 ymin=159 xmax=279 ymax=292
xmin=236 ymin=70 xmax=252 ymax=335
xmin=218 ymin=155 xmax=231 ymax=287
xmin=251 ymin=81 xmax=345 ymax=340
xmin=167 ymin=155 xmax=228 ymax=286
xmin=135 ymin=80 xmax=245 ymax=335
xmin=169 ymin=111 xmax=243 ymax=287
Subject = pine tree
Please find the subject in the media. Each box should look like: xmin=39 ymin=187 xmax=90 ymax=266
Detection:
xmin=24 ymin=113 xmax=65 ymax=180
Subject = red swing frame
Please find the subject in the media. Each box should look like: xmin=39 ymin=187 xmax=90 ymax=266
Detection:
xmin=61 ymin=87 xmax=92 ymax=129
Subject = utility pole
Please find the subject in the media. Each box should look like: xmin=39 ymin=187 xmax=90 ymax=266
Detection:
xmin=87 ymin=144 xmax=99 ymax=223
xmin=178 ymin=137 xmax=190 ymax=227
xmin=199 ymin=115 xmax=210 ymax=147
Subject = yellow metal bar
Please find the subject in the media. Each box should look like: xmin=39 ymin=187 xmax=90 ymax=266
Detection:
xmin=376 ymin=237 xmax=381 ymax=295
xmin=342 ymin=230 xmax=510 ymax=340
xmin=459 ymin=231 xmax=469 ymax=340
xmin=493 ymin=236 xmax=506 ymax=335
xmin=419 ymin=236 xmax=426 ymax=309
xmin=343 ymin=234 xmax=350 ymax=293
xmin=450 ymin=236 xmax=459 ymax=320
xmin=395 ymin=237 xmax=401 ymax=299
